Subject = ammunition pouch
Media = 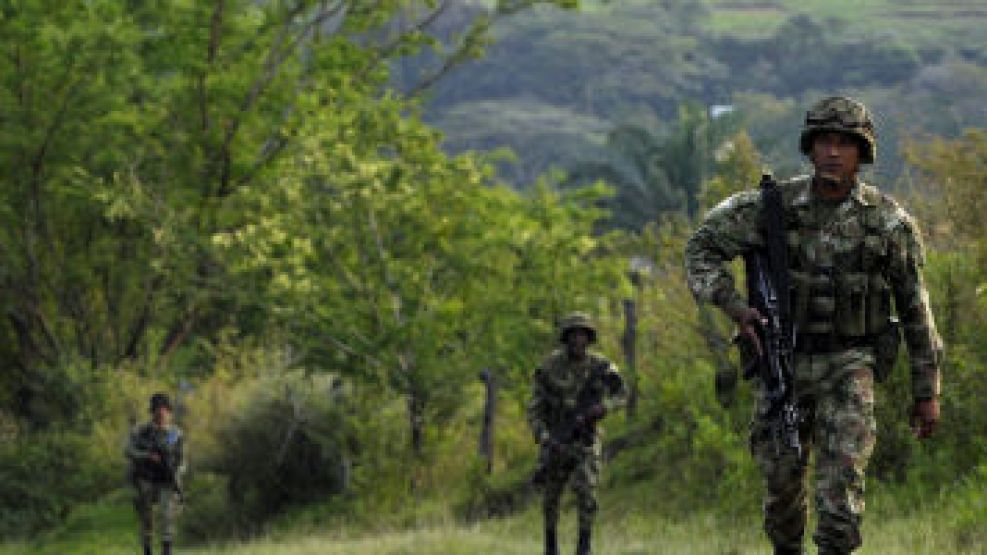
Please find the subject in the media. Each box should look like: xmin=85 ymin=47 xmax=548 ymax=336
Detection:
xmin=790 ymin=268 xmax=892 ymax=338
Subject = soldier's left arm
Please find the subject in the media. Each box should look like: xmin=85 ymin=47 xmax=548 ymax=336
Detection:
xmin=887 ymin=214 xmax=943 ymax=400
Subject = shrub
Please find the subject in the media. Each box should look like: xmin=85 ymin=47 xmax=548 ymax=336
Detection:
xmin=182 ymin=371 xmax=355 ymax=539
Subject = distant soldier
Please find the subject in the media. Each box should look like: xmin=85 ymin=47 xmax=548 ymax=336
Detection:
xmin=126 ymin=393 xmax=185 ymax=555
xmin=528 ymin=312 xmax=625 ymax=555
xmin=685 ymin=96 xmax=942 ymax=554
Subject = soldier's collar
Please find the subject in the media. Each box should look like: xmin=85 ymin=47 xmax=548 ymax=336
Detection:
xmin=799 ymin=178 xmax=871 ymax=207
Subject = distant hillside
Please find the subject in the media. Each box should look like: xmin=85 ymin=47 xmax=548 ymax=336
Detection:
xmin=419 ymin=0 xmax=987 ymax=189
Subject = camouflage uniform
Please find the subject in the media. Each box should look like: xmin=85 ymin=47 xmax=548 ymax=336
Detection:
xmin=126 ymin=419 xmax=185 ymax=549
xmin=685 ymin=98 xmax=942 ymax=553
xmin=528 ymin=314 xmax=625 ymax=540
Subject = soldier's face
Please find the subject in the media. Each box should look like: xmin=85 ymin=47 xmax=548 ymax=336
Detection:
xmin=566 ymin=329 xmax=590 ymax=356
xmin=153 ymin=406 xmax=172 ymax=427
xmin=810 ymin=132 xmax=860 ymax=184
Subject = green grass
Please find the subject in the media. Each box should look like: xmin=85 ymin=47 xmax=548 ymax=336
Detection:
xmin=3 ymin=484 xmax=983 ymax=554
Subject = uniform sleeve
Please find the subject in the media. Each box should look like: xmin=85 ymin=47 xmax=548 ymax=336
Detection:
xmin=685 ymin=191 xmax=763 ymax=317
xmin=601 ymin=362 xmax=627 ymax=413
xmin=527 ymin=368 xmax=551 ymax=444
xmin=124 ymin=426 xmax=149 ymax=461
xmin=887 ymin=215 xmax=942 ymax=400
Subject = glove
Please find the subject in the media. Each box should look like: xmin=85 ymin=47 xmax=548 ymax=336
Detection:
xmin=910 ymin=398 xmax=940 ymax=439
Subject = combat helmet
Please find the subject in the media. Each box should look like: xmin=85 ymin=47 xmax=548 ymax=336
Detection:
xmin=559 ymin=312 xmax=597 ymax=344
xmin=799 ymin=96 xmax=876 ymax=164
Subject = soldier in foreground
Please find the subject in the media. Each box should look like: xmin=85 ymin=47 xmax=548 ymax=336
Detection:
xmin=126 ymin=393 xmax=186 ymax=555
xmin=528 ymin=313 xmax=625 ymax=555
xmin=685 ymin=96 xmax=942 ymax=554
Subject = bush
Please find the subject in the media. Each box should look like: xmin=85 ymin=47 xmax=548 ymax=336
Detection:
xmin=182 ymin=371 xmax=355 ymax=539
xmin=0 ymin=430 xmax=120 ymax=537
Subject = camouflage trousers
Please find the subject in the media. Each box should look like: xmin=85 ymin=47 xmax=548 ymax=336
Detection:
xmin=750 ymin=348 xmax=877 ymax=553
xmin=540 ymin=442 xmax=601 ymax=531
xmin=134 ymin=479 xmax=180 ymax=544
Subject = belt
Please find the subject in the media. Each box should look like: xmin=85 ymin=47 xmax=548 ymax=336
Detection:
xmin=795 ymin=334 xmax=872 ymax=354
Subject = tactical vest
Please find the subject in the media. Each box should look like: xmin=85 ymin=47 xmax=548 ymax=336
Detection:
xmin=784 ymin=182 xmax=892 ymax=338
xmin=131 ymin=423 xmax=182 ymax=483
xmin=539 ymin=352 xmax=611 ymax=439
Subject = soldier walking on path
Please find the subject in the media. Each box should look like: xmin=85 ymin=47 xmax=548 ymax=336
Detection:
xmin=126 ymin=393 xmax=186 ymax=555
xmin=685 ymin=96 xmax=943 ymax=554
xmin=528 ymin=312 xmax=626 ymax=555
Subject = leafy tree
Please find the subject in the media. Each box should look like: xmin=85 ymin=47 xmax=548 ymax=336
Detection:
xmin=563 ymin=102 xmax=740 ymax=229
xmin=0 ymin=0 xmax=572 ymax=426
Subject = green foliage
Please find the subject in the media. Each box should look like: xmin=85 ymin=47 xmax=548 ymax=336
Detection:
xmin=181 ymin=371 xmax=354 ymax=538
xmin=0 ymin=430 xmax=120 ymax=537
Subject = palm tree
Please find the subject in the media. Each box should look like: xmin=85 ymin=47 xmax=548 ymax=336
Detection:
xmin=564 ymin=102 xmax=740 ymax=230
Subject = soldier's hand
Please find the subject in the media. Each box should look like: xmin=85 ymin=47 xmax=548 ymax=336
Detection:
xmin=727 ymin=305 xmax=766 ymax=357
xmin=910 ymin=398 xmax=940 ymax=439
xmin=149 ymin=452 xmax=162 ymax=463
xmin=584 ymin=403 xmax=606 ymax=424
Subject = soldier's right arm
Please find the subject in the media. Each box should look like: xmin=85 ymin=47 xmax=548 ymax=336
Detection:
xmin=527 ymin=367 xmax=552 ymax=444
xmin=684 ymin=191 xmax=764 ymax=317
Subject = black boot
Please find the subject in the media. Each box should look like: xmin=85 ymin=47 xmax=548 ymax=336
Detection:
xmin=545 ymin=526 xmax=558 ymax=555
xmin=774 ymin=547 xmax=805 ymax=555
xmin=161 ymin=541 xmax=172 ymax=555
xmin=142 ymin=542 xmax=152 ymax=555
xmin=576 ymin=528 xmax=591 ymax=555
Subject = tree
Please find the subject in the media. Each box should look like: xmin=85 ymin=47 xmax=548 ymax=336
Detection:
xmin=563 ymin=103 xmax=740 ymax=229
xmin=0 ymin=0 xmax=574 ymax=426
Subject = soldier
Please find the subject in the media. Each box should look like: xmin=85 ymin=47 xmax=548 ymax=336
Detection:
xmin=126 ymin=393 xmax=186 ymax=555
xmin=685 ymin=96 xmax=942 ymax=555
xmin=528 ymin=312 xmax=625 ymax=555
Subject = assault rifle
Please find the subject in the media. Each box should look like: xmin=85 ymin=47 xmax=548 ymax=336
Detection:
xmin=150 ymin=434 xmax=185 ymax=503
xmin=531 ymin=363 xmax=622 ymax=486
xmin=740 ymin=173 xmax=801 ymax=459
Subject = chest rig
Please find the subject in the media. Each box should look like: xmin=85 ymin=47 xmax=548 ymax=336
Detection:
xmin=784 ymin=183 xmax=892 ymax=339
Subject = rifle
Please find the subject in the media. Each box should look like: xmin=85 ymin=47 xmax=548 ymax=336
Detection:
xmin=150 ymin=433 xmax=185 ymax=503
xmin=531 ymin=363 xmax=621 ymax=486
xmin=740 ymin=173 xmax=801 ymax=459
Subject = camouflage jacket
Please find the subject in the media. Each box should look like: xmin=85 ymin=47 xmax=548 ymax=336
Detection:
xmin=126 ymin=421 xmax=186 ymax=484
xmin=527 ymin=350 xmax=626 ymax=445
xmin=685 ymin=175 xmax=942 ymax=399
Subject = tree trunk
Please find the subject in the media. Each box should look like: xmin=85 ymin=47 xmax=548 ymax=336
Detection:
xmin=622 ymin=298 xmax=638 ymax=420
xmin=478 ymin=368 xmax=497 ymax=474
xmin=408 ymin=388 xmax=425 ymax=458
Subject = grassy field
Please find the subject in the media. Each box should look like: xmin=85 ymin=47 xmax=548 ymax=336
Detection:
xmin=3 ymin=486 xmax=982 ymax=555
